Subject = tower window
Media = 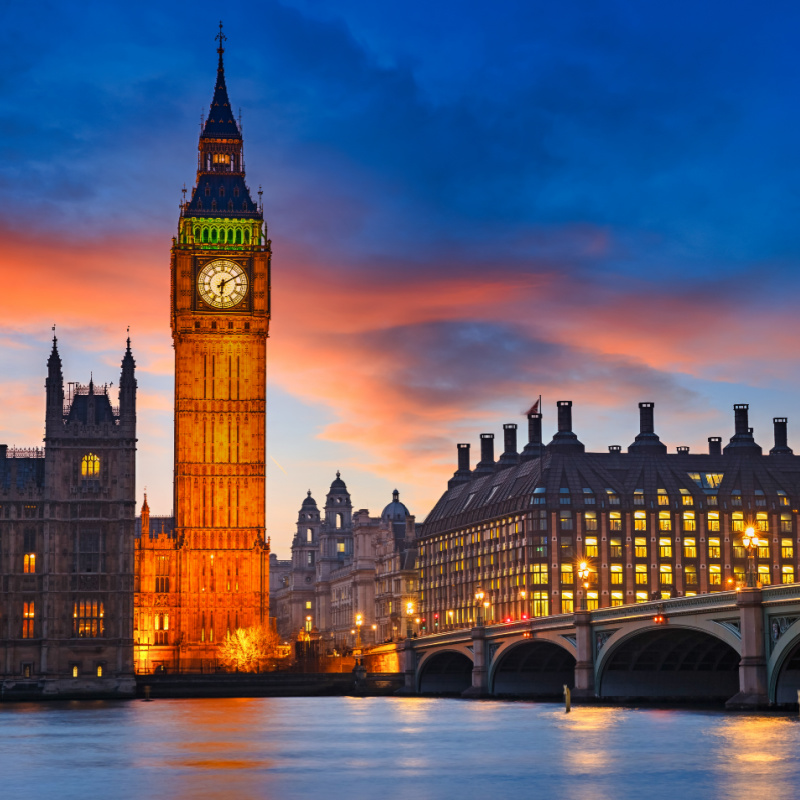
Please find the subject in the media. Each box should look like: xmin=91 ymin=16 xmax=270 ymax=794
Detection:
xmin=22 ymin=601 xmax=35 ymax=638
xmin=219 ymin=187 xmax=225 ymax=197
xmin=211 ymin=200 xmax=217 ymax=211
xmin=306 ymin=528 xmax=313 ymax=542
xmin=228 ymin=200 xmax=234 ymax=211
xmin=234 ymin=187 xmax=240 ymax=197
xmin=81 ymin=453 xmax=100 ymax=477
xmin=205 ymin=186 xmax=211 ymax=196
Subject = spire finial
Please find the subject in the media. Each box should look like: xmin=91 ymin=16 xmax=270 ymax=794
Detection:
xmin=216 ymin=20 xmax=226 ymax=55
xmin=51 ymin=324 xmax=57 ymax=345
xmin=336 ymin=470 xmax=341 ymax=479
xmin=307 ymin=489 xmax=312 ymax=497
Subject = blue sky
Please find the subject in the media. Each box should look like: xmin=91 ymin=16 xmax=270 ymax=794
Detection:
xmin=2 ymin=1 xmax=800 ymax=555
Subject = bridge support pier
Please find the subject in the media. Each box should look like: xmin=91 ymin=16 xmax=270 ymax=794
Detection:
xmin=462 ymin=626 xmax=490 ymax=697
xmin=396 ymin=638 xmax=417 ymax=695
xmin=726 ymin=587 xmax=769 ymax=709
xmin=573 ymin=610 xmax=595 ymax=698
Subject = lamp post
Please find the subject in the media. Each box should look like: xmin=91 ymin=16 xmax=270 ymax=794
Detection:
xmin=475 ymin=589 xmax=485 ymax=626
xmin=519 ymin=589 xmax=528 ymax=619
xmin=406 ymin=601 xmax=414 ymax=639
xmin=742 ymin=526 xmax=761 ymax=588
xmin=355 ymin=613 xmax=363 ymax=649
xmin=371 ymin=624 xmax=377 ymax=644
xmin=577 ymin=561 xmax=590 ymax=611
xmin=447 ymin=609 xmax=454 ymax=629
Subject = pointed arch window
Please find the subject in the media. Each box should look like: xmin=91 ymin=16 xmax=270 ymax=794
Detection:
xmin=205 ymin=186 xmax=211 ymax=196
xmin=234 ymin=187 xmax=240 ymax=197
xmin=81 ymin=453 xmax=100 ymax=477
xmin=219 ymin=186 xmax=225 ymax=197
xmin=211 ymin=200 xmax=217 ymax=211
xmin=228 ymin=200 xmax=234 ymax=211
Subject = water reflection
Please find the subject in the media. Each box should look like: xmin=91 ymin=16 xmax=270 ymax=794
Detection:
xmin=1 ymin=699 xmax=799 ymax=800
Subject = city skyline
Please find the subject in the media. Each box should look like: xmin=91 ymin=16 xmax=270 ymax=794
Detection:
xmin=3 ymin=2 xmax=800 ymax=556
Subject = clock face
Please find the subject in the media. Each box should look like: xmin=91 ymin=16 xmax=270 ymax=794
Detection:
xmin=197 ymin=260 xmax=248 ymax=309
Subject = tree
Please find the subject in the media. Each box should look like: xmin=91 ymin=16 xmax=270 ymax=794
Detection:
xmin=218 ymin=624 xmax=281 ymax=672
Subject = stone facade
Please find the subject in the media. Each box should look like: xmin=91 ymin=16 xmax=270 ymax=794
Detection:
xmin=419 ymin=401 xmax=800 ymax=631
xmin=273 ymin=475 xmax=419 ymax=650
xmin=133 ymin=40 xmax=272 ymax=673
xmin=0 ymin=337 xmax=137 ymax=697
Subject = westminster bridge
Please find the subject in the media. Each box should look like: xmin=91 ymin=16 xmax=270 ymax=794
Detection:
xmin=400 ymin=586 xmax=800 ymax=707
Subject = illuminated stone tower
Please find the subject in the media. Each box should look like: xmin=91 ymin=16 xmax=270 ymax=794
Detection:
xmin=168 ymin=28 xmax=271 ymax=669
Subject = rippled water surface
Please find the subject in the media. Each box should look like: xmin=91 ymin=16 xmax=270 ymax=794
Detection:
xmin=2 ymin=698 xmax=799 ymax=799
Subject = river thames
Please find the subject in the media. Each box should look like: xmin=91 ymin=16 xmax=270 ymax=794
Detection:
xmin=2 ymin=697 xmax=799 ymax=799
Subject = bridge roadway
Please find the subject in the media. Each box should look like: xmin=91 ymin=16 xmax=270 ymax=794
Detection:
xmin=401 ymin=586 xmax=800 ymax=707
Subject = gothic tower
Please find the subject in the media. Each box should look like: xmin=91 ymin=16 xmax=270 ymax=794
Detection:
xmin=169 ymin=28 xmax=271 ymax=669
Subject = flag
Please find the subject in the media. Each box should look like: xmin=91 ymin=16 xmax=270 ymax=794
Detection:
xmin=525 ymin=397 xmax=540 ymax=416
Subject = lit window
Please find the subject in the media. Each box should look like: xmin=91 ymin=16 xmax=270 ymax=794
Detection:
xmin=22 ymin=601 xmax=34 ymax=638
xmin=337 ymin=540 xmax=345 ymax=553
xmin=532 ymin=592 xmax=549 ymax=617
xmin=610 ymin=564 xmax=623 ymax=584
xmin=685 ymin=565 xmax=698 ymax=586
xmin=73 ymin=599 xmax=105 ymax=638
xmin=585 ymin=537 xmax=598 ymax=558
xmin=23 ymin=553 xmax=36 ymax=573
xmin=530 ymin=563 xmax=548 ymax=585
xmin=635 ymin=591 xmax=648 ymax=603
xmin=634 ymin=511 xmax=647 ymax=531
xmin=683 ymin=537 xmax=697 ymax=558
xmin=731 ymin=512 xmax=744 ymax=532
xmin=610 ymin=538 xmax=622 ymax=558
xmin=758 ymin=565 xmax=770 ymax=585
xmin=657 ymin=489 xmax=669 ymax=506
xmin=708 ymin=538 xmax=721 ymax=559
xmin=658 ymin=511 xmax=672 ymax=531
xmin=97 ymin=665 xmax=103 ymax=677
xmin=680 ymin=489 xmax=693 ymax=506
xmin=560 ymin=564 xmax=574 ymax=585
xmin=609 ymin=512 xmax=621 ymax=531
xmin=584 ymin=512 xmax=597 ymax=531
xmin=781 ymin=514 xmax=792 ymax=533
xmin=81 ymin=453 xmax=100 ymax=477
xmin=306 ymin=528 xmax=313 ymax=542
xmin=758 ymin=542 xmax=770 ymax=560
xmin=634 ymin=537 xmax=647 ymax=558
xmin=561 ymin=591 xmax=574 ymax=613
xmin=708 ymin=512 xmax=720 ymax=532
xmin=782 ymin=539 xmax=794 ymax=560
xmin=72 ymin=665 xmax=78 ymax=678
xmin=756 ymin=512 xmax=769 ymax=533
xmin=683 ymin=512 xmax=696 ymax=532
xmin=611 ymin=591 xmax=624 ymax=607
xmin=709 ymin=565 xmax=722 ymax=585
xmin=778 ymin=490 xmax=790 ymax=507
xmin=635 ymin=564 xmax=648 ymax=584
xmin=782 ymin=566 xmax=795 ymax=584
xmin=305 ymin=601 xmax=312 ymax=610
xmin=659 ymin=537 xmax=672 ymax=558
xmin=586 ymin=591 xmax=599 ymax=611
xmin=659 ymin=564 xmax=673 ymax=585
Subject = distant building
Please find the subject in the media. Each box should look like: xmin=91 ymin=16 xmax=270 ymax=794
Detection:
xmin=0 ymin=337 xmax=137 ymax=697
xmin=419 ymin=402 xmax=800 ymax=629
xmin=272 ymin=475 xmax=419 ymax=648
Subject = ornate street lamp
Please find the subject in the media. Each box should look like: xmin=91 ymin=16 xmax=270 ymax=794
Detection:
xmin=475 ymin=588 xmax=485 ymax=626
xmin=355 ymin=612 xmax=363 ymax=649
xmin=742 ymin=526 xmax=762 ymax=588
xmin=406 ymin=601 xmax=414 ymax=639
xmin=519 ymin=589 xmax=528 ymax=619
xmin=577 ymin=561 xmax=590 ymax=611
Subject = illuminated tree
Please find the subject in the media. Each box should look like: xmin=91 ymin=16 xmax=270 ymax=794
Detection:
xmin=218 ymin=624 xmax=281 ymax=672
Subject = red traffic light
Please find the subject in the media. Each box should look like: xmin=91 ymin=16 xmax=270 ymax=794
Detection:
xmin=653 ymin=614 xmax=667 ymax=624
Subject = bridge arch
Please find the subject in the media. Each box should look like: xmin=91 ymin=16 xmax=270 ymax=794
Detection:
xmin=596 ymin=622 xmax=740 ymax=701
xmin=768 ymin=619 xmax=800 ymax=705
xmin=490 ymin=638 xmax=576 ymax=697
xmin=417 ymin=648 xmax=474 ymax=695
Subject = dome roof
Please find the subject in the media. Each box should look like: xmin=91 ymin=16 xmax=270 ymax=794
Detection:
xmin=301 ymin=490 xmax=317 ymax=508
xmin=381 ymin=489 xmax=409 ymax=522
xmin=328 ymin=470 xmax=348 ymax=493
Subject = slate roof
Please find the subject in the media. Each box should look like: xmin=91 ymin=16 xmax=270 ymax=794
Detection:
xmin=420 ymin=449 xmax=800 ymax=538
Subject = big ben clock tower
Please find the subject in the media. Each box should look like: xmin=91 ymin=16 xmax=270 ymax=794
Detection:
xmin=169 ymin=26 xmax=270 ymax=668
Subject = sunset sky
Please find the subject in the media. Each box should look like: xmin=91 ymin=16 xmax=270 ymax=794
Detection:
xmin=2 ymin=1 xmax=800 ymax=556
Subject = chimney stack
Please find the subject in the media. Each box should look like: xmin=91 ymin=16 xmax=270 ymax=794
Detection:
xmin=498 ymin=424 xmax=519 ymax=468
xmin=724 ymin=403 xmax=762 ymax=456
xmin=547 ymin=401 xmax=585 ymax=454
xmin=521 ymin=412 xmax=544 ymax=460
xmin=473 ymin=433 xmax=496 ymax=475
xmin=447 ymin=443 xmax=472 ymax=489
xmin=770 ymin=417 xmax=793 ymax=455
xmin=628 ymin=402 xmax=666 ymax=454
xmin=708 ymin=437 xmax=722 ymax=456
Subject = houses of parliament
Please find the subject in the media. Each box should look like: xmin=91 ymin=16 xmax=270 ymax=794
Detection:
xmin=0 ymin=31 xmax=271 ymax=695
